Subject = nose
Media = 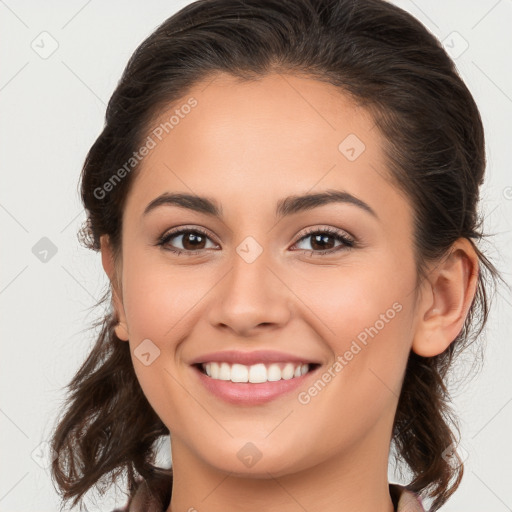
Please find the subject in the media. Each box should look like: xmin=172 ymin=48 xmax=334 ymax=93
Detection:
xmin=206 ymin=248 xmax=291 ymax=338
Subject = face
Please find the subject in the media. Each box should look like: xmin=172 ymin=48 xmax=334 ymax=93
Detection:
xmin=107 ymin=72 xmax=423 ymax=478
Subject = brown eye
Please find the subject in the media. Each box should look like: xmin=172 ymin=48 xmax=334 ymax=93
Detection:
xmin=157 ymin=228 xmax=218 ymax=254
xmin=293 ymin=227 xmax=355 ymax=255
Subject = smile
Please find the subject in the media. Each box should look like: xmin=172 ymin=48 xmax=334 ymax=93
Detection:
xmin=192 ymin=361 xmax=321 ymax=405
xmin=200 ymin=362 xmax=313 ymax=383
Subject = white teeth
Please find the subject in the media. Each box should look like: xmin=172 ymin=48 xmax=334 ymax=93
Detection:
xmin=267 ymin=364 xmax=282 ymax=382
xmin=281 ymin=363 xmax=295 ymax=380
xmin=231 ymin=363 xmax=249 ymax=382
xmin=219 ymin=362 xmax=231 ymax=380
xmin=201 ymin=362 xmax=311 ymax=383
xmin=248 ymin=363 xmax=267 ymax=383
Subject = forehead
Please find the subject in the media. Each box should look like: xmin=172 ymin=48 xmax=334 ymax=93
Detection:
xmin=123 ymin=72 xmax=409 ymax=226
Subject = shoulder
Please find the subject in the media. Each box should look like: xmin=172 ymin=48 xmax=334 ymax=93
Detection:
xmin=113 ymin=471 xmax=173 ymax=512
xmin=389 ymin=483 xmax=425 ymax=512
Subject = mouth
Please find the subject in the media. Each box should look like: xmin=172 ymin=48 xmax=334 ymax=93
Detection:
xmin=192 ymin=361 xmax=321 ymax=405
xmin=193 ymin=361 xmax=321 ymax=384
xmin=189 ymin=350 xmax=323 ymax=404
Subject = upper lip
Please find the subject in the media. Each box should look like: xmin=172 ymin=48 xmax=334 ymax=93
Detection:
xmin=189 ymin=350 xmax=322 ymax=366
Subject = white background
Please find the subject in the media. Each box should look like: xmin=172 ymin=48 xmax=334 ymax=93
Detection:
xmin=1 ymin=1 xmax=511 ymax=510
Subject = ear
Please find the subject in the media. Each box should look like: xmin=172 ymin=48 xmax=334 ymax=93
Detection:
xmin=100 ymin=234 xmax=129 ymax=342
xmin=412 ymin=238 xmax=479 ymax=357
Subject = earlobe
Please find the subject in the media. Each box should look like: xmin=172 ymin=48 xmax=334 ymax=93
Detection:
xmin=114 ymin=320 xmax=130 ymax=342
xmin=112 ymin=286 xmax=130 ymax=342
xmin=412 ymin=238 xmax=479 ymax=358
xmin=100 ymin=235 xmax=130 ymax=342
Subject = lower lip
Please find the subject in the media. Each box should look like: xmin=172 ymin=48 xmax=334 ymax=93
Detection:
xmin=192 ymin=365 xmax=319 ymax=405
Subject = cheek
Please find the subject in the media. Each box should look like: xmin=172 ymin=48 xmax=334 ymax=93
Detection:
xmin=296 ymin=257 xmax=415 ymax=400
xmin=120 ymin=252 xmax=202 ymax=426
xmin=121 ymin=251 xmax=212 ymax=342
xmin=296 ymin=257 xmax=410 ymax=343
xmin=299 ymin=283 xmax=413 ymax=450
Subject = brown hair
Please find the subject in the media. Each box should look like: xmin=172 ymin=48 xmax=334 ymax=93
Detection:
xmin=50 ymin=0 xmax=503 ymax=510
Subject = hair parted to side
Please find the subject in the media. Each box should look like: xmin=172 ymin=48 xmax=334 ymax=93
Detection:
xmin=50 ymin=0 xmax=503 ymax=510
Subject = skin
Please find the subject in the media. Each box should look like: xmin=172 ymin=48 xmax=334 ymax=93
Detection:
xmin=100 ymin=72 xmax=479 ymax=512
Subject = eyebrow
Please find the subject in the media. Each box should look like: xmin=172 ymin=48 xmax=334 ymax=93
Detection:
xmin=143 ymin=189 xmax=377 ymax=220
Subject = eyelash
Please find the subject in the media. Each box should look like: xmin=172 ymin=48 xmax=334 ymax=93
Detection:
xmin=156 ymin=225 xmax=355 ymax=256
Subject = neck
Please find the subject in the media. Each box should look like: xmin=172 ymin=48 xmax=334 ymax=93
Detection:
xmin=166 ymin=414 xmax=396 ymax=512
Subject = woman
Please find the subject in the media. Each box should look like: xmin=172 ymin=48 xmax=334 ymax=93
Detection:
xmin=50 ymin=1 xmax=501 ymax=511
